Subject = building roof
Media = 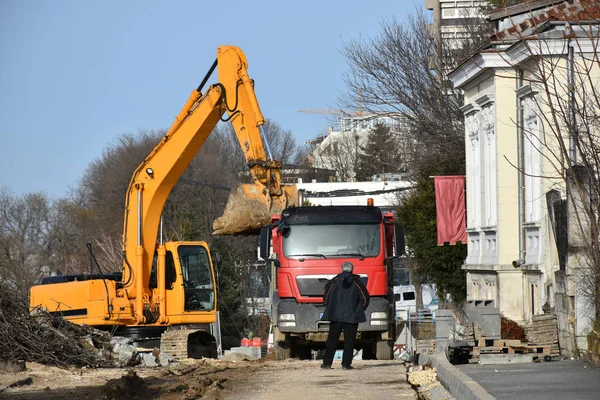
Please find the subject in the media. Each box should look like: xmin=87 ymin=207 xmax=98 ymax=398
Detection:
xmin=490 ymin=0 xmax=600 ymax=41
xmin=488 ymin=0 xmax=566 ymax=21
xmin=449 ymin=0 xmax=600 ymax=88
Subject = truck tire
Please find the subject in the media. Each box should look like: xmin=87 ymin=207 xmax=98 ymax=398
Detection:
xmin=274 ymin=341 xmax=291 ymax=360
xmin=362 ymin=343 xmax=376 ymax=360
xmin=292 ymin=343 xmax=311 ymax=360
xmin=376 ymin=340 xmax=394 ymax=360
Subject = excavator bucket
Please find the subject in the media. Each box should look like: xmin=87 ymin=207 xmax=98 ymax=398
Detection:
xmin=213 ymin=183 xmax=297 ymax=235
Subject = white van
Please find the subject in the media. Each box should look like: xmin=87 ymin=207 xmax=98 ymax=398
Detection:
xmin=394 ymin=284 xmax=437 ymax=321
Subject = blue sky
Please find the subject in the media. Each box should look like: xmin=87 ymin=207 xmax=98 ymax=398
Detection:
xmin=0 ymin=0 xmax=419 ymax=199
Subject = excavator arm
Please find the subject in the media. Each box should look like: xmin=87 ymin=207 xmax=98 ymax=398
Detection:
xmin=121 ymin=46 xmax=296 ymax=312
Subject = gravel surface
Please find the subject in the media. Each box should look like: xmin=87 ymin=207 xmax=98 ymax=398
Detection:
xmin=222 ymin=359 xmax=417 ymax=400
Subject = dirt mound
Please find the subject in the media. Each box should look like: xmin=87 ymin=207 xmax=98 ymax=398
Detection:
xmin=1 ymin=359 xmax=257 ymax=400
xmin=102 ymin=371 xmax=155 ymax=399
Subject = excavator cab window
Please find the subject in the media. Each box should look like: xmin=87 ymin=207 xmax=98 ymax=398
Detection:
xmin=178 ymin=245 xmax=215 ymax=311
xmin=150 ymin=251 xmax=177 ymax=290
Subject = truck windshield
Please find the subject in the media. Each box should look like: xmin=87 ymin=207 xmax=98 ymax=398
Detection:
xmin=282 ymin=224 xmax=381 ymax=258
xmin=178 ymin=245 xmax=215 ymax=311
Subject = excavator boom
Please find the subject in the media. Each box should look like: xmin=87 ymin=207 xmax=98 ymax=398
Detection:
xmin=122 ymin=45 xmax=296 ymax=319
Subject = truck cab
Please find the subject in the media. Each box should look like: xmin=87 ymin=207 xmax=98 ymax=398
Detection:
xmin=261 ymin=204 xmax=404 ymax=360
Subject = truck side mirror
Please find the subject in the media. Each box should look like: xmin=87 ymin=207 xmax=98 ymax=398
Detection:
xmin=259 ymin=226 xmax=272 ymax=260
xmin=394 ymin=224 xmax=406 ymax=256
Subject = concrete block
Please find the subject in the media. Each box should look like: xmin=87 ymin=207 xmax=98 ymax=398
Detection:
xmin=417 ymin=353 xmax=496 ymax=400
xmin=479 ymin=354 xmax=534 ymax=364
xmin=228 ymin=346 xmax=261 ymax=359
xmin=465 ymin=304 xmax=500 ymax=340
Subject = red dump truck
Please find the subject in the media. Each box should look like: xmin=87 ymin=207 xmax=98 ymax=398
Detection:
xmin=260 ymin=199 xmax=404 ymax=360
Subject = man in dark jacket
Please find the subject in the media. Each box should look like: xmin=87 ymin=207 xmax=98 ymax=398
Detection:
xmin=320 ymin=262 xmax=370 ymax=370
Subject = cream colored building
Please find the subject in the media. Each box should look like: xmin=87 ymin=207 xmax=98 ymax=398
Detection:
xmin=449 ymin=0 xmax=599 ymax=351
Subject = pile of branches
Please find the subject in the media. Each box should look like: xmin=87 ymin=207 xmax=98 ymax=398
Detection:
xmin=500 ymin=314 xmax=527 ymax=342
xmin=0 ymin=282 xmax=112 ymax=368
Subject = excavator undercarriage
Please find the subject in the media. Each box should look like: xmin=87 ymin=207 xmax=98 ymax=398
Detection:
xmin=160 ymin=328 xmax=218 ymax=360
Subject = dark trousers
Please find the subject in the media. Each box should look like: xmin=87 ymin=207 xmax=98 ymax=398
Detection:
xmin=323 ymin=321 xmax=358 ymax=367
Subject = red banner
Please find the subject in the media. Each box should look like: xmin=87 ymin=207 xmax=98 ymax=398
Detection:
xmin=434 ymin=176 xmax=466 ymax=246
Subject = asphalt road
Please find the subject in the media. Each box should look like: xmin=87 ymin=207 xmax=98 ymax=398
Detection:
xmin=457 ymin=359 xmax=600 ymax=400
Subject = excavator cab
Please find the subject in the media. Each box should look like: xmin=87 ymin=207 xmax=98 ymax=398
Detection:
xmin=179 ymin=245 xmax=215 ymax=311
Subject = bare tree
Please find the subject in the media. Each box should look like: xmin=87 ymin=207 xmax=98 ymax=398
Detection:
xmin=311 ymin=131 xmax=362 ymax=182
xmin=46 ymin=197 xmax=95 ymax=275
xmin=218 ymin=118 xmax=302 ymax=168
xmin=340 ymin=9 xmax=492 ymax=179
xmin=77 ymin=130 xmax=163 ymax=238
xmin=0 ymin=188 xmax=53 ymax=290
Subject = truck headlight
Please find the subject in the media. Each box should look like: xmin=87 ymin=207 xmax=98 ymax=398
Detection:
xmin=370 ymin=320 xmax=388 ymax=325
xmin=279 ymin=321 xmax=296 ymax=327
xmin=371 ymin=312 xmax=387 ymax=319
xmin=280 ymin=313 xmax=295 ymax=321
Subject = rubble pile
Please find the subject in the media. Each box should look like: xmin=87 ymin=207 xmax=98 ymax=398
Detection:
xmin=406 ymin=363 xmax=446 ymax=400
xmin=0 ymin=284 xmax=105 ymax=367
xmin=407 ymin=363 xmax=438 ymax=387
xmin=0 ymin=283 xmax=150 ymax=368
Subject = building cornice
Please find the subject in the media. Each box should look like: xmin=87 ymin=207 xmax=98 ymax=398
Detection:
xmin=516 ymin=84 xmax=537 ymax=98
xmin=459 ymin=102 xmax=480 ymax=115
xmin=475 ymin=94 xmax=495 ymax=108
xmin=463 ymin=263 xmax=541 ymax=272
xmin=449 ymin=52 xmax=513 ymax=89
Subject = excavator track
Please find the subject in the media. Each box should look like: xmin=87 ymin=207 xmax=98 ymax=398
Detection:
xmin=160 ymin=329 xmax=217 ymax=360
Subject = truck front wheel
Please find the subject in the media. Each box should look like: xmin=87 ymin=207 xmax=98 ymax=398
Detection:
xmin=274 ymin=340 xmax=291 ymax=360
xmin=376 ymin=340 xmax=394 ymax=360
xmin=362 ymin=343 xmax=376 ymax=360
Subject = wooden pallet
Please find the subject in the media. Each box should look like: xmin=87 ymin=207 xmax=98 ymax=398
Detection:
xmin=472 ymin=345 xmax=550 ymax=357
xmin=476 ymin=339 xmax=523 ymax=347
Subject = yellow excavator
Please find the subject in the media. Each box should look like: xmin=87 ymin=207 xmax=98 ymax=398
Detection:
xmin=30 ymin=45 xmax=296 ymax=358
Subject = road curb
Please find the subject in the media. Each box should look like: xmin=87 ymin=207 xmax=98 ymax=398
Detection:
xmin=417 ymin=353 xmax=496 ymax=400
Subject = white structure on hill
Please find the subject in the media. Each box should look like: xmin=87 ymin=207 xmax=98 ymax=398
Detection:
xmin=307 ymin=114 xmax=407 ymax=182
xmin=297 ymin=180 xmax=412 ymax=211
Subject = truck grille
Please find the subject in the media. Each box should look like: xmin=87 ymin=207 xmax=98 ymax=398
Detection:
xmin=296 ymin=275 xmax=368 ymax=297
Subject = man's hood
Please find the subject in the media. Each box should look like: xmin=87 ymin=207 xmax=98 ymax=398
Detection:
xmin=341 ymin=271 xmax=354 ymax=287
